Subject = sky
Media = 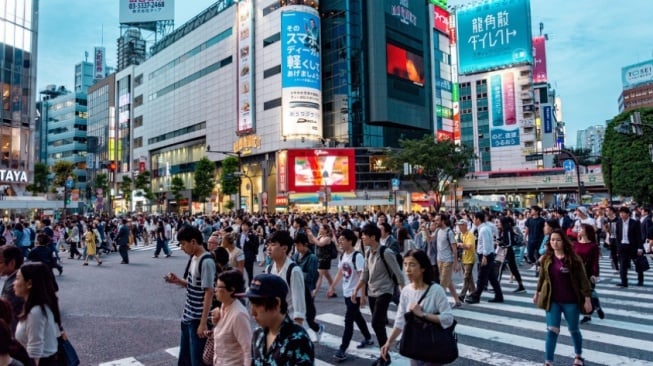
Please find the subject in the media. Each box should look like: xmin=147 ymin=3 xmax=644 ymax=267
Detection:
xmin=37 ymin=0 xmax=653 ymax=147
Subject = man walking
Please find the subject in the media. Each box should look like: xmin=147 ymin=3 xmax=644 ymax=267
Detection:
xmin=164 ymin=225 xmax=216 ymax=366
xmin=434 ymin=213 xmax=463 ymax=307
xmin=616 ymin=206 xmax=644 ymax=287
xmin=465 ymin=212 xmax=504 ymax=304
xmin=524 ymin=206 xmax=545 ymax=266
xmin=115 ymin=219 xmax=131 ymax=264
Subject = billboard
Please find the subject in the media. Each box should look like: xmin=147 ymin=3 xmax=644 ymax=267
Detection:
xmin=94 ymin=47 xmax=106 ymax=80
xmin=532 ymin=36 xmax=548 ymax=83
xmin=119 ymin=0 xmax=174 ymax=24
xmin=456 ymin=0 xmax=533 ymax=75
xmin=486 ymin=69 xmax=520 ymax=147
xmin=622 ymin=59 xmax=653 ymax=89
xmin=543 ymin=105 xmax=552 ymax=133
xmin=286 ymin=149 xmax=356 ymax=193
xmin=237 ymin=0 xmax=255 ymax=134
xmin=387 ymin=43 xmax=425 ymax=86
xmin=281 ymin=6 xmax=322 ymax=138
xmin=433 ymin=6 xmax=450 ymax=34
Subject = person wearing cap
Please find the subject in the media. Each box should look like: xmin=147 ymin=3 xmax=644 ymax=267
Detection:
xmin=245 ymin=274 xmax=314 ymax=365
xmin=456 ymin=219 xmax=477 ymax=302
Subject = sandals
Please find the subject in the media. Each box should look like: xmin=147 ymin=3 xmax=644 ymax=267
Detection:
xmin=573 ymin=356 xmax=585 ymax=366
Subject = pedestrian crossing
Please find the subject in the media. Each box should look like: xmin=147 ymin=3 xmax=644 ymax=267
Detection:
xmin=98 ymin=257 xmax=653 ymax=365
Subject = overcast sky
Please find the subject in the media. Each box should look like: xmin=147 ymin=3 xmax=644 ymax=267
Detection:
xmin=37 ymin=0 xmax=653 ymax=147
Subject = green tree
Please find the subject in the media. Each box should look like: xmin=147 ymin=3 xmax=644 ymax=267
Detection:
xmin=387 ymin=136 xmax=475 ymax=212
xmin=50 ymin=161 xmax=75 ymax=193
xmin=26 ymin=162 xmax=49 ymax=196
xmin=170 ymin=176 xmax=186 ymax=214
xmin=219 ymin=156 xmax=240 ymax=209
xmin=121 ymin=176 xmax=133 ymax=207
xmin=193 ymin=157 xmax=216 ymax=205
xmin=134 ymin=170 xmax=156 ymax=201
xmin=602 ymin=108 xmax=653 ymax=205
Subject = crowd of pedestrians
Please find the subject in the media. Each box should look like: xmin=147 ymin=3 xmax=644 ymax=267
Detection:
xmin=0 ymin=201 xmax=651 ymax=365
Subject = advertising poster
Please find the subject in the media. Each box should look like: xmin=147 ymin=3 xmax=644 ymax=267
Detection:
xmin=433 ymin=6 xmax=449 ymax=34
xmin=94 ymin=47 xmax=106 ymax=80
xmin=281 ymin=7 xmax=322 ymax=138
xmin=490 ymin=74 xmax=503 ymax=126
xmin=543 ymin=105 xmax=552 ymax=133
xmin=532 ymin=36 xmax=548 ymax=83
xmin=452 ymin=101 xmax=461 ymax=141
xmin=387 ymin=43 xmax=425 ymax=86
xmin=503 ymin=71 xmax=516 ymax=125
xmin=119 ymin=0 xmax=174 ymax=24
xmin=286 ymin=149 xmax=356 ymax=193
xmin=456 ymin=0 xmax=533 ymax=75
xmin=277 ymin=150 xmax=288 ymax=193
xmin=621 ymin=59 xmax=653 ymax=89
xmin=237 ymin=0 xmax=255 ymax=134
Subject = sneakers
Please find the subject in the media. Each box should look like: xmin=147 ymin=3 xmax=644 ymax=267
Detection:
xmin=464 ymin=295 xmax=480 ymax=304
xmin=333 ymin=349 xmax=348 ymax=362
xmin=315 ymin=323 xmax=324 ymax=343
xmin=357 ymin=338 xmax=374 ymax=349
xmin=597 ymin=307 xmax=605 ymax=319
xmin=580 ymin=316 xmax=591 ymax=324
xmin=513 ymin=286 xmax=526 ymax=293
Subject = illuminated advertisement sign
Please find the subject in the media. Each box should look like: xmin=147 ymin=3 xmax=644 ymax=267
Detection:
xmin=277 ymin=150 xmax=288 ymax=193
xmin=387 ymin=43 xmax=425 ymax=86
xmin=487 ymin=69 xmax=520 ymax=147
xmin=532 ymin=36 xmax=548 ymax=83
xmin=237 ymin=0 xmax=255 ymax=135
xmin=119 ymin=0 xmax=174 ymax=24
xmin=543 ymin=105 xmax=552 ymax=133
xmin=456 ymin=0 xmax=533 ymax=75
xmin=281 ymin=6 xmax=322 ymax=138
xmin=286 ymin=149 xmax=356 ymax=193
xmin=433 ymin=6 xmax=449 ymax=34
xmin=622 ymin=59 xmax=653 ymax=89
xmin=94 ymin=47 xmax=106 ymax=80
xmin=429 ymin=0 xmax=448 ymax=9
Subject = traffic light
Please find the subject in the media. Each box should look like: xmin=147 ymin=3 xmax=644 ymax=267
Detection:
xmin=108 ymin=161 xmax=117 ymax=172
xmin=65 ymin=191 xmax=71 ymax=205
xmin=388 ymin=192 xmax=393 ymax=202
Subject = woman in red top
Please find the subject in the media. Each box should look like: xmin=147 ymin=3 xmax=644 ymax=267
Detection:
xmin=573 ymin=223 xmax=603 ymax=324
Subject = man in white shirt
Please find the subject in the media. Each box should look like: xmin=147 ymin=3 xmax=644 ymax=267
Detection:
xmin=465 ymin=212 xmax=504 ymax=304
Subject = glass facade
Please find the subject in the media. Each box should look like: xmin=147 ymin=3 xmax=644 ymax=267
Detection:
xmin=116 ymin=75 xmax=131 ymax=173
xmin=0 ymin=0 xmax=37 ymax=179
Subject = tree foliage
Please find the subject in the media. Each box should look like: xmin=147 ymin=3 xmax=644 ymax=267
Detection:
xmin=121 ymin=176 xmax=133 ymax=205
xmin=50 ymin=161 xmax=75 ymax=193
xmin=602 ymin=108 xmax=653 ymax=205
xmin=387 ymin=136 xmax=475 ymax=212
xmin=134 ymin=170 xmax=155 ymax=201
xmin=170 ymin=176 xmax=186 ymax=214
xmin=219 ymin=156 xmax=240 ymax=209
xmin=93 ymin=173 xmax=109 ymax=195
xmin=193 ymin=157 xmax=216 ymax=203
xmin=26 ymin=162 xmax=49 ymax=196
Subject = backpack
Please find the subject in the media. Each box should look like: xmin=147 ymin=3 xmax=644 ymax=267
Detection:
xmin=267 ymin=262 xmax=317 ymax=321
xmin=378 ymin=246 xmax=402 ymax=304
xmin=511 ymin=227 xmax=524 ymax=247
xmin=436 ymin=228 xmax=456 ymax=259
xmin=183 ymin=252 xmax=216 ymax=284
xmin=339 ymin=250 xmax=362 ymax=271
xmin=329 ymin=240 xmax=338 ymax=259
xmin=291 ymin=252 xmax=319 ymax=290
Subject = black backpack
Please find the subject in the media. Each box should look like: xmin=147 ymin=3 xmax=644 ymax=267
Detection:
xmin=267 ymin=262 xmax=317 ymax=323
xmin=339 ymin=251 xmax=362 ymax=271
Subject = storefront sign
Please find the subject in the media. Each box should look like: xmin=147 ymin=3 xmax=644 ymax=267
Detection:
xmin=0 ymin=169 xmax=28 ymax=183
xmin=233 ymin=134 xmax=261 ymax=154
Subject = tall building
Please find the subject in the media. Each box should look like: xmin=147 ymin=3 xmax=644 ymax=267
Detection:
xmin=75 ymin=60 xmax=94 ymax=92
xmin=619 ymin=59 xmax=653 ymax=112
xmin=0 ymin=0 xmax=39 ymax=197
xmin=116 ymin=28 xmax=147 ymax=72
xmin=87 ymin=73 xmax=115 ymax=212
xmin=576 ymin=125 xmax=604 ymax=157
xmin=98 ymin=0 xmax=448 ymax=213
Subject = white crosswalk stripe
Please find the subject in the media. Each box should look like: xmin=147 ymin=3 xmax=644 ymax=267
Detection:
xmin=98 ymin=257 xmax=653 ymax=365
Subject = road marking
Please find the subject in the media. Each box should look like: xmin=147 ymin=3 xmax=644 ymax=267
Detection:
xmin=98 ymin=357 xmax=144 ymax=366
xmin=165 ymin=347 xmax=179 ymax=357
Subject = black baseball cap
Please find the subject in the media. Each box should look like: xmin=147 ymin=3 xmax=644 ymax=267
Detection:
xmin=241 ymin=274 xmax=288 ymax=299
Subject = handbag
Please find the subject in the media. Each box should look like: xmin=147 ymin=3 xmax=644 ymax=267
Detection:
xmin=56 ymin=334 xmax=80 ymax=366
xmin=635 ymin=255 xmax=650 ymax=272
xmin=202 ymin=331 xmax=214 ymax=365
xmin=399 ymin=283 xmax=459 ymax=364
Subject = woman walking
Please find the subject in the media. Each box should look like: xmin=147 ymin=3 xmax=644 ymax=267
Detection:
xmin=221 ymin=232 xmax=245 ymax=273
xmin=82 ymin=224 xmax=102 ymax=266
xmin=497 ymin=217 xmax=526 ymax=293
xmin=13 ymin=262 xmax=63 ymax=365
xmin=573 ymin=224 xmax=604 ymax=324
xmin=152 ymin=220 xmax=171 ymax=258
xmin=380 ymin=249 xmax=454 ymax=366
xmin=311 ymin=224 xmax=336 ymax=298
xmin=533 ymin=229 xmax=592 ymax=366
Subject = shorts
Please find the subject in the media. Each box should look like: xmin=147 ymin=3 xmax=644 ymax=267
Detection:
xmin=318 ymin=258 xmax=332 ymax=270
xmin=438 ymin=261 xmax=453 ymax=287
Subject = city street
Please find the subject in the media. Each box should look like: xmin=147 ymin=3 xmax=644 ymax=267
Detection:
xmin=55 ymin=243 xmax=653 ymax=365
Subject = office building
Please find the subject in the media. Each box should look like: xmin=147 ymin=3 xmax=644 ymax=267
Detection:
xmin=576 ymin=125 xmax=604 ymax=157
xmin=619 ymin=59 xmax=653 ymax=112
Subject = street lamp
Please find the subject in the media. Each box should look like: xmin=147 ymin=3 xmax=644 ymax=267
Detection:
xmin=206 ymin=145 xmax=242 ymax=212
xmin=233 ymin=171 xmax=253 ymax=213
xmin=322 ymin=170 xmax=329 ymax=212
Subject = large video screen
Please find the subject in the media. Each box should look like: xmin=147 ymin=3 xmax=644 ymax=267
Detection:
xmin=287 ymin=149 xmax=356 ymax=193
xmin=386 ymin=43 xmax=425 ymax=86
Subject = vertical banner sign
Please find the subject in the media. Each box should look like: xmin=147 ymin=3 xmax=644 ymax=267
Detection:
xmin=532 ymin=36 xmax=548 ymax=83
xmin=543 ymin=105 xmax=552 ymax=133
xmin=281 ymin=6 xmax=322 ymax=138
xmin=277 ymin=150 xmax=288 ymax=193
xmin=237 ymin=0 xmax=255 ymax=134
xmin=490 ymin=74 xmax=503 ymax=126
xmin=433 ymin=6 xmax=449 ymax=34
xmin=94 ymin=47 xmax=106 ymax=80
xmin=502 ymin=71 xmax=516 ymax=125
xmin=456 ymin=0 xmax=533 ymax=75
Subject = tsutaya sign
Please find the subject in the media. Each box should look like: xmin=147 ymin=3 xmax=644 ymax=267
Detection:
xmin=0 ymin=169 xmax=28 ymax=183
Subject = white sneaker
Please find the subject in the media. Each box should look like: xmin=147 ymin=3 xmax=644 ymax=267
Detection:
xmin=316 ymin=323 xmax=324 ymax=343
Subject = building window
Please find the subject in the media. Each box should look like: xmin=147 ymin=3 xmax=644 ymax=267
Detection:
xmin=263 ymin=32 xmax=281 ymax=47
xmin=263 ymin=2 xmax=281 ymax=16
xmin=134 ymin=137 xmax=143 ymax=148
xmin=263 ymin=98 xmax=281 ymax=110
xmin=134 ymin=74 xmax=143 ymax=87
xmin=263 ymin=65 xmax=281 ymax=78
xmin=134 ymin=115 xmax=143 ymax=128
xmin=133 ymin=95 xmax=143 ymax=107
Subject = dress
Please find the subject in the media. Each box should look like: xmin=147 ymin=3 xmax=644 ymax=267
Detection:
xmin=85 ymin=230 xmax=97 ymax=256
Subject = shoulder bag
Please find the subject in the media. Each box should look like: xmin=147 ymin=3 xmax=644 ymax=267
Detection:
xmin=399 ymin=283 xmax=459 ymax=364
xmin=56 ymin=331 xmax=80 ymax=366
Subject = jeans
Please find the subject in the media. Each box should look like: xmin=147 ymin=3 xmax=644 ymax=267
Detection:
xmin=545 ymin=302 xmax=582 ymax=362
xmin=305 ymin=286 xmax=320 ymax=333
xmin=154 ymin=238 xmax=171 ymax=256
xmin=368 ymin=293 xmax=393 ymax=347
xmin=471 ymin=253 xmax=503 ymax=300
xmin=118 ymin=244 xmax=129 ymax=263
xmin=526 ymin=241 xmax=539 ymax=264
xmin=178 ymin=319 xmax=206 ymax=366
xmin=340 ymin=297 xmax=372 ymax=351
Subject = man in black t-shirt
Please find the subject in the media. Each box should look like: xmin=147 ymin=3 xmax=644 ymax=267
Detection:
xmin=524 ymin=206 xmax=545 ymax=265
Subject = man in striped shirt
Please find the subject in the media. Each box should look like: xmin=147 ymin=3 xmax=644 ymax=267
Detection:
xmin=165 ymin=225 xmax=216 ymax=366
